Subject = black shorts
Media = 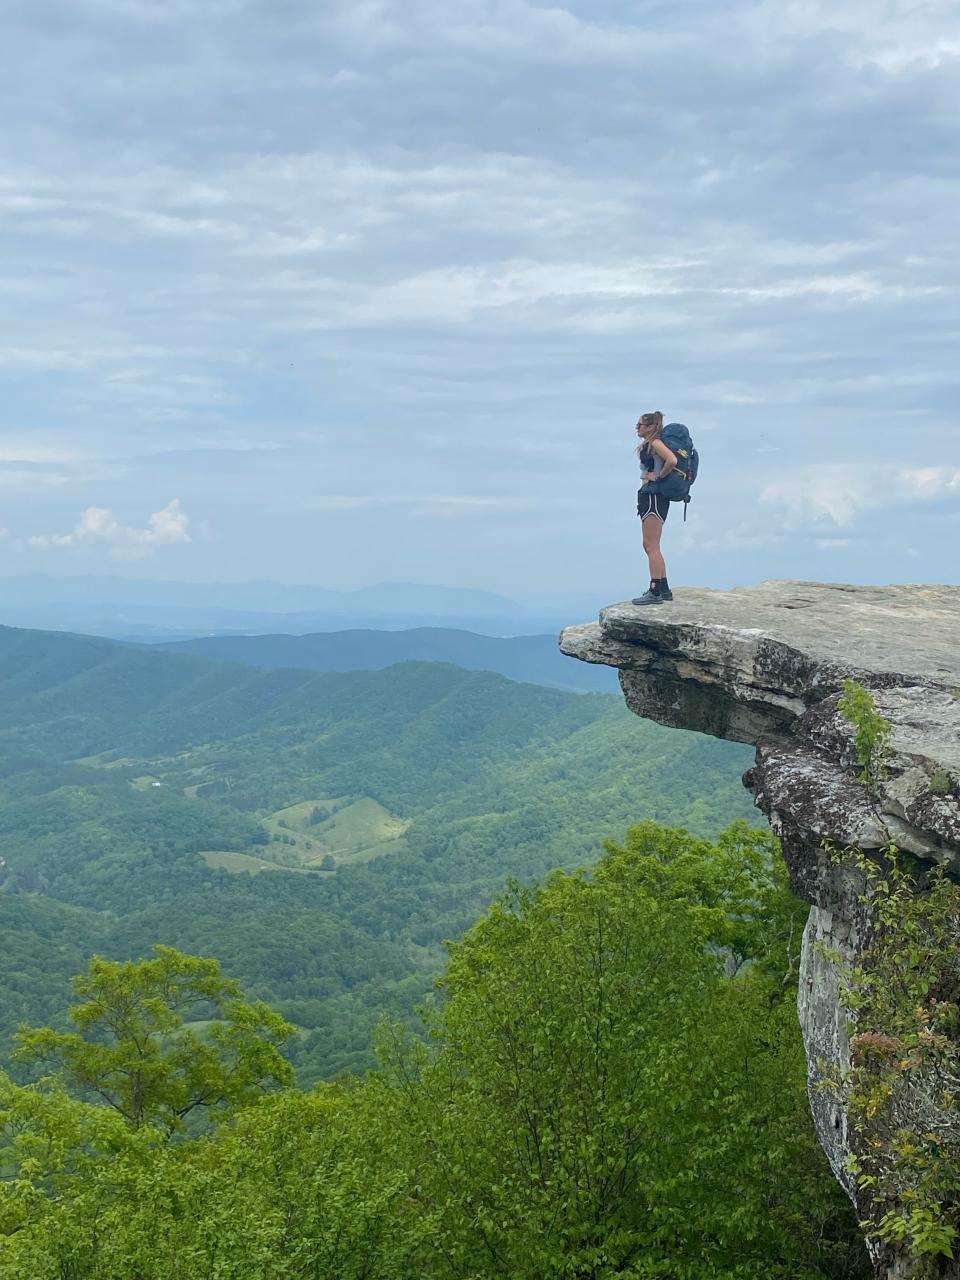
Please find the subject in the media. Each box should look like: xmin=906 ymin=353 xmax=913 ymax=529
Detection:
xmin=637 ymin=491 xmax=670 ymax=523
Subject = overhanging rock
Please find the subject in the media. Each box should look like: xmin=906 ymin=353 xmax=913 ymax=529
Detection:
xmin=561 ymin=582 xmax=960 ymax=864
xmin=561 ymin=581 xmax=960 ymax=1278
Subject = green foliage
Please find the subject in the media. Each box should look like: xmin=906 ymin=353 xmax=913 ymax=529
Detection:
xmin=602 ymin=819 xmax=800 ymax=975
xmin=16 ymin=946 xmax=294 ymax=1133
xmin=0 ymin=1070 xmax=134 ymax=1246
xmin=837 ymin=679 xmax=892 ymax=791
xmin=377 ymin=821 xmax=865 ymax=1279
xmin=0 ymin=1086 xmax=424 ymax=1280
xmin=0 ymin=827 xmax=869 ymax=1280
xmin=0 ymin=896 xmax=103 ymax=1039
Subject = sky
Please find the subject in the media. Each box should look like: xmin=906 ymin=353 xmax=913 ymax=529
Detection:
xmin=1 ymin=0 xmax=958 ymax=605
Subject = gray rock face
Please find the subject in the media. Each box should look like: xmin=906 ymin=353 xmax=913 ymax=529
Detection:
xmin=560 ymin=581 xmax=960 ymax=1279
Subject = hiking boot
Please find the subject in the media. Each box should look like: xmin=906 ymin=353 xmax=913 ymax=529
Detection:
xmin=631 ymin=583 xmax=673 ymax=606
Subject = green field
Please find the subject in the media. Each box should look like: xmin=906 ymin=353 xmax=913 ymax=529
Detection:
xmin=200 ymin=851 xmax=315 ymax=875
xmin=262 ymin=796 xmax=409 ymax=867
xmin=180 ymin=795 xmax=411 ymax=875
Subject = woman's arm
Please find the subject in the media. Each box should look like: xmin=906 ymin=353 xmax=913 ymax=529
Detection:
xmin=651 ymin=438 xmax=678 ymax=477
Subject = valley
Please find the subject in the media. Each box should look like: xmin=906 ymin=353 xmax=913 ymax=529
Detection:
xmin=0 ymin=623 xmax=757 ymax=1082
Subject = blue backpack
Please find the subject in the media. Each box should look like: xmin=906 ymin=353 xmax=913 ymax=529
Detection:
xmin=653 ymin=422 xmax=699 ymax=519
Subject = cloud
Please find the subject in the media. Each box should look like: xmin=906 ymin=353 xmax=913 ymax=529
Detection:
xmin=760 ymin=466 xmax=960 ymax=527
xmin=304 ymin=494 xmax=540 ymax=517
xmin=28 ymin=500 xmax=192 ymax=559
xmin=305 ymin=495 xmax=378 ymax=512
xmin=0 ymin=440 xmax=86 ymax=465
xmin=412 ymin=495 xmax=541 ymax=518
xmin=0 ymin=463 xmax=72 ymax=495
xmin=0 ymin=0 xmax=958 ymax=592
xmin=771 ymin=0 xmax=960 ymax=73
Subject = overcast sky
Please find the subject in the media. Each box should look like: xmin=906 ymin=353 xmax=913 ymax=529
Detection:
xmin=1 ymin=0 xmax=958 ymax=604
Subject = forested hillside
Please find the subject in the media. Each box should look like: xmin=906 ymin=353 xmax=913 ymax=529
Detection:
xmin=0 ymin=624 xmax=757 ymax=1081
xmin=158 ymin=625 xmax=619 ymax=691
xmin=0 ymin=823 xmax=869 ymax=1279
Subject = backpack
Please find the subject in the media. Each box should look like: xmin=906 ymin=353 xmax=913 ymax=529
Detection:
xmin=654 ymin=422 xmax=699 ymax=519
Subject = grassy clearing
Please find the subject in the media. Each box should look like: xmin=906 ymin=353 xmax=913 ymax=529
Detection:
xmin=263 ymin=797 xmax=348 ymax=832
xmin=262 ymin=796 xmax=409 ymax=867
xmin=307 ymin=797 xmax=407 ymax=850
xmin=73 ymin=753 xmax=142 ymax=769
xmin=200 ymin=851 xmax=320 ymax=876
xmin=303 ymin=835 xmax=407 ymax=867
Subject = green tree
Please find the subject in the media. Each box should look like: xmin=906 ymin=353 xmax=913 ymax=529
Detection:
xmin=0 ymin=1069 xmax=140 ymax=1270
xmin=382 ymin=821 xmax=868 ymax=1279
xmin=0 ymin=1082 xmax=427 ymax=1280
xmin=16 ymin=946 xmax=294 ymax=1134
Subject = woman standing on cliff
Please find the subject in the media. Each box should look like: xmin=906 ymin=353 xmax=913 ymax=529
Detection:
xmin=634 ymin=410 xmax=677 ymax=606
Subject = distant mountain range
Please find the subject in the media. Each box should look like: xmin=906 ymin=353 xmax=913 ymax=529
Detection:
xmin=0 ymin=575 xmax=576 ymax=640
xmin=158 ymin=628 xmax=617 ymax=693
xmin=0 ymin=575 xmax=523 ymax=614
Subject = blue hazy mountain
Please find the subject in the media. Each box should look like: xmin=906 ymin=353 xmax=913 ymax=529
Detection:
xmin=0 ymin=575 xmax=523 ymax=614
xmin=0 ymin=575 xmax=570 ymax=640
xmin=157 ymin=628 xmax=617 ymax=692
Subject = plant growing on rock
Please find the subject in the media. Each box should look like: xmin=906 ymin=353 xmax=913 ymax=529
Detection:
xmin=928 ymin=770 xmax=953 ymax=797
xmin=842 ymin=856 xmax=960 ymax=1268
xmin=838 ymin=679 xmax=892 ymax=793
xmin=831 ymin=684 xmax=960 ymax=1270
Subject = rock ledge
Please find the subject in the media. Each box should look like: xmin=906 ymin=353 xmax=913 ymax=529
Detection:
xmin=561 ymin=581 xmax=960 ymax=865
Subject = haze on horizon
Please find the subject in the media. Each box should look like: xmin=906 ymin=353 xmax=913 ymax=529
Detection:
xmin=2 ymin=0 xmax=958 ymax=603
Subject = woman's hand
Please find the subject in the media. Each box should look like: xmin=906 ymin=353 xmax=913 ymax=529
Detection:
xmin=650 ymin=439 xmax=677 ymax=478
xmin=644 ymin=471 xmax=657 ymax=483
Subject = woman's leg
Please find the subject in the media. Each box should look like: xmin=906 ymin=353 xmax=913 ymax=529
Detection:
xmin=642 ymin=514 xmax=667 ymax=581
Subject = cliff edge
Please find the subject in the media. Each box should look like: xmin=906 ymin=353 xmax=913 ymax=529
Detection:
xmin=561 ymin=581 xmax=960 ymax=1279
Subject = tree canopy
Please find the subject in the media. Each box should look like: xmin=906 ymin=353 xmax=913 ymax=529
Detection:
xmin=0 ymin=823 xmax=869 ymax=1280
xmin=16 ymin=946 xmax=294 ymax=1134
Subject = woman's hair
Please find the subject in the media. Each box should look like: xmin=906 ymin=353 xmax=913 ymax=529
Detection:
xmin=635 ymin=410 xmax=664 ymax=459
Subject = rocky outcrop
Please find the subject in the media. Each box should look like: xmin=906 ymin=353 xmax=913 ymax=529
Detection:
xmin=560 ymin=581 xmax=960 ymax=1278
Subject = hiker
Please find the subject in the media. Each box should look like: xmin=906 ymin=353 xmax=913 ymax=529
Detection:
xmin=633 ymin=411 xmax=698 ymax=605
xmin=634 ymin=411 xmax=675 ymax=605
